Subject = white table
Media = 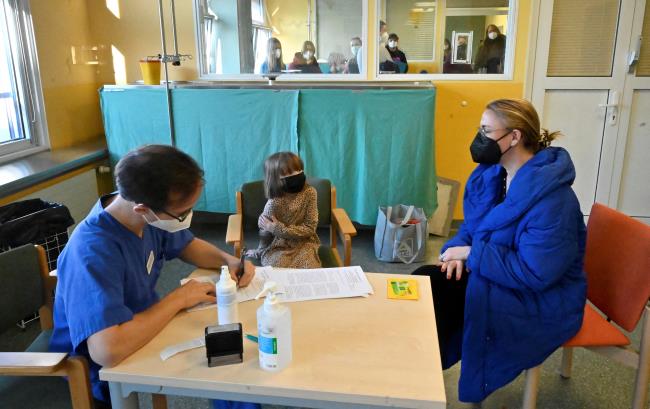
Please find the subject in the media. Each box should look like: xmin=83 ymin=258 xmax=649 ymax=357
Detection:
xmin=100 ymin=271 xmax=446 ymax=409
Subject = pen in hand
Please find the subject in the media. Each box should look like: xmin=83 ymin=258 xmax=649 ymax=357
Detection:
xmin=236 ymin=247 xmax=246 ymax=285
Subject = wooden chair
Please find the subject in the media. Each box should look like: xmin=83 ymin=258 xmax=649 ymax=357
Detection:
xmin=0 ymin=244 xmax=94 ymax=409
xmin=523 ymin=203 xmax=650 ymax=409
xmin=226 ymin=178 xmax=357 ymax=266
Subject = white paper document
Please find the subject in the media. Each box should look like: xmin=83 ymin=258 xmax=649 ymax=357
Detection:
xmin=264 ymin=265 xmax=374 ymax=302
xmin=180 ymin=266 xmax=373 ymax=312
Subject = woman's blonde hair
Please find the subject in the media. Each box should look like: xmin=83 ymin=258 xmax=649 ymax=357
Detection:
xmin=264 ymin=152 xmax=304 ymax=199
xmin=486 ymin=98 xmax=560 ymax=152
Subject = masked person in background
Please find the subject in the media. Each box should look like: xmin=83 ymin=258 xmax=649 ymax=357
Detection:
xmin=261 ymin=37 xmax=285 ymax=74
xmin=345 ymin=36 xmax=362 ymax=74
xmin=378 ymin=20 xmax=396 ymax=72
xmin=327 ymin=52 xmax=347 ymax=74
xmin=298 ymin=40 xmax=321 ymax=74
xmin=412 ymin=99 xmax=586 ymax=405
xmin=49 ymin=145 xmax=258 ymax=409
xmin=386 ymin=33 xmax=408 ymax=73
xmin=474 ymin=24 xmax=506 ymax=73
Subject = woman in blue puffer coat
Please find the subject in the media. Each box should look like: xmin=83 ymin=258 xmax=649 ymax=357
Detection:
xmin=413 ymin=98 xmax=586 ymax=403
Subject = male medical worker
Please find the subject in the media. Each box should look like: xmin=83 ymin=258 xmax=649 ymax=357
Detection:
xmin=50 ymin=145 xmax=257 ymax=408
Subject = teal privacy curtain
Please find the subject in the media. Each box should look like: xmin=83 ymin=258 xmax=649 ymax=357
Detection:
xmin=297 ymin=89 xmax=437 ymax=225
xmin=172 ymin=89 xmax=299 ymax=212
xmin=99 ymin=89 xmax=172 ymax=163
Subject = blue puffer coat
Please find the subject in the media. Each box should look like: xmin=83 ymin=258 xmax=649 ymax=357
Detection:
xmin=441 ymin=147 xmax=587 ymax=402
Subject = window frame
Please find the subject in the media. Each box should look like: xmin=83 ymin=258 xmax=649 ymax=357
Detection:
xmin=192 ymin=0 xmax=369 ymax=81
xmin=0 ymin=0 xmax=49 ymax=163
xmin=375 ymin=0 xmax=519 ymax=81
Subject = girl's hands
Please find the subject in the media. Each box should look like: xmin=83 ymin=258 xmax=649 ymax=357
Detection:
xmin=259 ymin=215 xmax=278 ymax=232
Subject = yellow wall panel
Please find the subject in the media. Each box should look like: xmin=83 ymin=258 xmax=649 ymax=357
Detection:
xmin=30 ymin=0 xmax=104 ymax=149
xmin=42 ymin=83 xmax=104 ymax=149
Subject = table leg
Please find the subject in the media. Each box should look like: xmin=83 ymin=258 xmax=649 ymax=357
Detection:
xmin=108 ymin=381 xmax=139 ymax=409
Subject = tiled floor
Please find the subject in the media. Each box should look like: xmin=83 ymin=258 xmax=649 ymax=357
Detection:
xmin=1 ymin=218 xmax=647 ymax=409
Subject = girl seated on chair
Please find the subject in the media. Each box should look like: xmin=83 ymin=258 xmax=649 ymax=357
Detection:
xmin=246 ymin=152 xmax=322 ymax=268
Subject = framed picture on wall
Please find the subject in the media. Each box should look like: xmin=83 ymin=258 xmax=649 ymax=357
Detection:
xmin=451 ymin=31 xmax=473 ymax=64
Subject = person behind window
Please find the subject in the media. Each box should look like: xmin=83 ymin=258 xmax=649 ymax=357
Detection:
xmin=378 ymin=20 xmax=396 ymax=72
xmin=299 ymin=40 xmax=321 ymax=74
xmin=386 ymin=33 xmax=408 ymax=73
xmin=287 ymin=52 xmax=306 ymax=72
xmin=442 ymin=38 xmax=453 ymax=73
xmin=327 ymin=52 xmax=347 ymax=74
xmin=245 ymin=152 xmax=321 ymax=269
xmin=412 ymin=98 xmax=586 ymax=404
xmin=474 ymin=24 xmax=506 ymax=73
xmin=345 ymin=36 xmax=362 ymax=74
xmin=260 ymin=37 xmax=285 ymax=74
xmin=443 ymin=38 xmax=451 ymax=64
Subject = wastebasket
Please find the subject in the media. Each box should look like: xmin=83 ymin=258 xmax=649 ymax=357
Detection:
xmin=0 ymin=199 xmax=75 ymax=272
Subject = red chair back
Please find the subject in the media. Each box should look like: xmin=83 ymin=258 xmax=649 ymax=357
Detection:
xmin=584 ymin=203 xmax=650 ymax=332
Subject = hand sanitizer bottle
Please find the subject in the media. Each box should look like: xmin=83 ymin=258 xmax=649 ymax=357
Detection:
xmin=255 ymin=281 xmax=292 ymax=371
xmin=217 ymin=265 xmax=239 ymax=325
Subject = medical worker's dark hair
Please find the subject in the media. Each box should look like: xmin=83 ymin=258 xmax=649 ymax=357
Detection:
xmin=115 ymin=145 xmax=204 ymax=212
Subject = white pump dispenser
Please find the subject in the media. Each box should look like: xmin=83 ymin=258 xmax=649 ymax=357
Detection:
xmin=216 ymin=265 xmax=239 ymax=325
xmin=255 ymin=281 xmax=292 ymax=371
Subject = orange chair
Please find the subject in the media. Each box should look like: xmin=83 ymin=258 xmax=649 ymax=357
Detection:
xmin=524 ymin=203 xmax=650 ymax=409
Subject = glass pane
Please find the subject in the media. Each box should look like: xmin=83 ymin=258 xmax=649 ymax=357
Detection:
xmin=198 ymin=0 xmax=364 ymax=76
xmin=0 ymin=2 xmax=25 ymax=144
xmin=378 ymin=0 xmax=511 ymax=75
xmin=547 ymin=0 xmax=620 ymax=77
xmin=636 ymin=0 xmax=650 ymax=76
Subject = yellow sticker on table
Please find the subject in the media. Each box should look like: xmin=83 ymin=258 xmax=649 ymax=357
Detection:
xmin=387 ymin=278 xmax=419 ymax=300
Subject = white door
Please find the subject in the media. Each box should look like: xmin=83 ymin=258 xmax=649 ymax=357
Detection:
xmin=529 ymin=0 xmax=649 ymax=221
xmin=609 ymin=0 xmax=650 ymax=223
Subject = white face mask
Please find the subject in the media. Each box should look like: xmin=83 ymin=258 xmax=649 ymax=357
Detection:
xmin=388 ymin=40 xmax=397 ymax=49
xmin=143 ymin=209 xmax=193 ymax=233
xmin=303 ymin=51 xmax=313 ymax=60
xmin=351 ymin=45 xmax=361 ymax=56
xmin=274 ymin=49 xmax=282 ymax=59
xmin=380 ymin=32 xmax=389 ymax=43
xmin=488 ymin=32 xmax=498 ymax=40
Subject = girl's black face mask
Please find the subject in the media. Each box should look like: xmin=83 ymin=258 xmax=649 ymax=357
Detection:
xmin=469 ymin=129 xmax=512 ymax=164
xmin=283 ymin=172 xmax=306 ymax=193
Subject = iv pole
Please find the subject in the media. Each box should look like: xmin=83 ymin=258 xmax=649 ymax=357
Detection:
xmin=156 ymin=0 xmax=191 ymax=147
xmin=157 ymin=0 xmax=176 ymax=146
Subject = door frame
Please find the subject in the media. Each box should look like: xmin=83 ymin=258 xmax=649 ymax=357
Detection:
xmin=607 ymin=0 xmax=650 ymax=214
xmin=525 ymin=0 xmax=639 ymax=214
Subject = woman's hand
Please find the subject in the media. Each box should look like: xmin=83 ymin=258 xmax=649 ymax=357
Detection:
xmin=439 ymin=246 xmax=471 ymax=262
xmin=259 ymin=215 xmax=278 ymax=232
xmin=441 ymin=260 xmax=465 ymax=281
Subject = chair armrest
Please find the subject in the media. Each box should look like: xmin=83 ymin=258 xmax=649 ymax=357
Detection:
xmin=0 ymin=352 xmax=67 ymax=374
xmin=332 ymin=208 xmax=357 ymax=237
xmin=226 ymin=214 xmax=243 ymax=245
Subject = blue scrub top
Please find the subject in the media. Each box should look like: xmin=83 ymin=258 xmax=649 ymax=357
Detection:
xmin=49 ymin=193 xmax=193 ymax=402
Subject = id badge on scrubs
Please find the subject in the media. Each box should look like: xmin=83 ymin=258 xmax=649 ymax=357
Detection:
xmin=146 ymin=251 xmax=154 ymax=275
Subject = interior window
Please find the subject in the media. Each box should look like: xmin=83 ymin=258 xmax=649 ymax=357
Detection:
xmin=377 ymin=0 xmax=513 ymax=77
xmin=195 ymin=0 xmax=365 ymax=78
